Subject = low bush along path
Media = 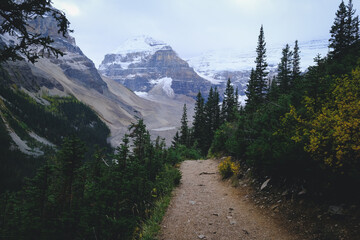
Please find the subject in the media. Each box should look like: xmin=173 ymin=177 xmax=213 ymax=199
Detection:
xmin=158 ymin=159 xmax=298 ymax=240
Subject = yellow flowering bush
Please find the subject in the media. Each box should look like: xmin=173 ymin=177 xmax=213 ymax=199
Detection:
xmin=282 ymin=68 xmax=360 ymax=177
xmin=218 ymin=156 xmax=240 ymax=179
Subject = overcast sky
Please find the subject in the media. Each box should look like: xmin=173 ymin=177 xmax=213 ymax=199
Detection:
xmin=52 ymin=0 xmax=360 ymax=67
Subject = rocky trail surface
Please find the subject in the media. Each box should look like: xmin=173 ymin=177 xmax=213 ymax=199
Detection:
xmin=158 ymin=159 xmax=298 ymax=240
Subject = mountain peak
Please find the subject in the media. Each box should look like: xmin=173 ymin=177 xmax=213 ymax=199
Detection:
xmin=114 ymin=35 xmax=170 ymax=55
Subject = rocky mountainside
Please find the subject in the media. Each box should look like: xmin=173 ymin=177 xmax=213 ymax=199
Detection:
xmin=0 ymin=18 xmax=192 ymax=148
xmin=187 ymin=39 xmax=329 ymax=104
xmin=99 ymin=36 xmax=211 ymax=99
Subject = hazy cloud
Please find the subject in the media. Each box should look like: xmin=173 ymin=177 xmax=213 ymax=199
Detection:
xmin=52 ymin=0 xmax=360 ymax=67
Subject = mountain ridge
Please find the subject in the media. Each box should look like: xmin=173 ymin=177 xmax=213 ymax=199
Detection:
xmin=99 ymin=35 xmax=211 ymax=98
xmin=0 ymin=19 xmax=192 ymax=148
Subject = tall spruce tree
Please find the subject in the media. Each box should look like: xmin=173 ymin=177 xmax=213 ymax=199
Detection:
xmin=245 ymin=68 xmax=257 ymax=112
xmin=203 ymin=87 xmax=221 ymax=154
xmin=345 ymin=0 xmax=360 ymax=45
xmin=213 ymin=87 xmax=221 ymax=131
xmin=330 ymin=0 xmax=347 ymax=55
xmin=292 ymin=40 xmax=301 ymax=81
xmin=193 ymin=92 xmax=206 ymax=153
xmin=55 ymin=136 xmax=86 ymax=211
xmin=246 ymin=25 xmax=268 ymax=112
xmin=172 ymin=131 xmax=180 ymax=147
xmin=277 ymin=44 xmax=293 ymax=94
xmin=235 ymin=87 xmax=240 ymax=110
xmin=180 ymin=104 xmax=189 ymax=146
xmin=129 ymin=119 xmax=152 ymax=164
xmin=267 ymin=76 xmax=279 ymax=101
xmin=329 ymin=0 xmax=360 ymax=55
xmin=254 ymin=25 xmax=268 ymax=100
xmin=221 ymin=78 xmax=236 ymax=122
xmin=353 ymin=16 xmax=360 ymax=41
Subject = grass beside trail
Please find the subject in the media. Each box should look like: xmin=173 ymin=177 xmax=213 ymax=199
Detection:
xmin=138 ymin=194 xmax=172 ymax=240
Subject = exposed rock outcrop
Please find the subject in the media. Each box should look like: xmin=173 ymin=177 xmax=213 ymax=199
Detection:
xmin=99 ymin=36 xmax=211 ymax=98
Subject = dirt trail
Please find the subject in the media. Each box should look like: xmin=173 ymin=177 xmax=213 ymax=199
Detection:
xmin=158 ymin=159 xmax=297 ymax=240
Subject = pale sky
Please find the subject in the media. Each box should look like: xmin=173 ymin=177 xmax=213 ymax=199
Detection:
xmin=52 ymin=0 xmax=360 ymax=67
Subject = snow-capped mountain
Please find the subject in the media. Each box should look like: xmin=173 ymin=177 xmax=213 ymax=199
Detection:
xmin=0 ymin=21 xmax=192 ymax=147
xmin=99 ymin=36 xmax=171 ymax=71
xmin=187 ymin=39 xmax=329 ymax=103
xmin=99 ymin=35 xmax=211 ymax=98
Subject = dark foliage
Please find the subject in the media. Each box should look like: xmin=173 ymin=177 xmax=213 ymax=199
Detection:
xmin=0 ymin=85 xmax=111 ymax=192
xmin=0 ymin=119 xmax=182 ymax=239
xmin=0 ymin=0 xmax=71 ymax=63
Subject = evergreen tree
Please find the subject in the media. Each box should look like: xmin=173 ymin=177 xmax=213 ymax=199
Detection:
xmin=353 ymin=16 xmax=360 ymax=42
xmin=235 ymin=87 xmax=240 ymax=110
xmin=267 ymin=76 xmax=279 ymax=101
xmin=221 ymin=78 xmax=236 ymax=122
xmin=345 ymin=0 xmax=360 ymax=45
xmin=277 ymin=44 xmax=293 ymax=94
xmin=208 ymin=87 xmax=221 ymax=132
xmin=254 ymin=25 xmax=268 ymax=100
xmin=55 ymin=136 xmax=86 ymax=211
xmin=193 ymin=92 xmax=206 ymax=153
xmin=329 ymin=0 xmax=360 ymax=55
xmin=172 ymin=131 xmax=180 ymax=147
xmin=329 ymin=0 xmax=347 ymax=53
xmin=292 ymin=40 xmax=301 ymax=81
xmin=201 ymin=87 xmax=221 ymax=155
xmin=129 ymin=119 xmax=151 ymax=164
xmin=213 ymin=87 xmax=221 ymax=130
xmin=116 ymin=134 xmax=130 ymax=168
xmin=180 ymin=104 xmax=189 ymax=146
xmin=246 ymin=25 xmax=268 ymax=112
xmin=245 ymin=69 xmax=257 ymax=112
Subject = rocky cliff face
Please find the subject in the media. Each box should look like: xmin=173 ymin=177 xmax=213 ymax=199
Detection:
xmin=99 ymin=36 xmax=210 ymax=98
xmin=0 ymin=18 xmax=193 ymax=147
xmin=0 ymin=15 xmax=107 ymax=94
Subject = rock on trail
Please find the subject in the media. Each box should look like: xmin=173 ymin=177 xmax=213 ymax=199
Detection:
xmin=158 ymin=159 xmax=297 ymax=240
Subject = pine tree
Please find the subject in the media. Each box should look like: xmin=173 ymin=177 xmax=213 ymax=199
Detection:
xmin=277 ymin=44 xmax=293 ymax=94
xmin=292 ymin=40 xmax=301 ymax=81
xmin=254 ymin=25 xmax=268 ymax=100
xmin=129 ymin=119 xmax=151 ymax=164
xmin=193 ymin=92 xmax=206 ymax=153
xmin=235 ymin=87 xmax=240 ymax=110
xmin=345 ymin=0 xmax=360 ymax=45
xmin=267 ymin=76 xmax=279 ymax=101
xmin=56 ymin=136 xmax=86 ymax=211
xmin=353 ymin=16 xmax=360 ymax=42
xmin=246 ymin=25 xmax=268 ymax=112
xmin=201 ymin=87 xmax=221 ymax=154
xmin=245 ymin=69 xmax=257 ymax=112
xmin=116 ymin=134 xmax=130 ymax=168
xmin=329 ymin=0 xmax=360 ymax=55
xmin=207 ymin=87 xmax=221 ymax=132
xmin=180 ymin=104 xmax=189 ymax=146
xmin=213 ymin=87 xmax=221 ymax=130
xmin=172 ymin=131 xmax=180 ymax=147
xmin=221 ymin=78 xmax=236 ymax=122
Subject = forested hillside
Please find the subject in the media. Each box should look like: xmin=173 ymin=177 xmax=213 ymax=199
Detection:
xmin=0 ymin=80 xmax=111 ymax=192
xmin=173 ymin=0 xmax=360 ymax=202
xmin=0 ymin=117 xmax=183 ymax=239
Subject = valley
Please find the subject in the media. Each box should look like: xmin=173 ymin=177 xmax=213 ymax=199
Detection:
xmin=1 ymin=1 xmax=360 ymax=239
